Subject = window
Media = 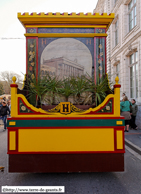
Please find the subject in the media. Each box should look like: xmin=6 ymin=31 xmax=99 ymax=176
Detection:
xmin=115 ymin=20 xmax=118 ymax=46
xmin=128 ymin=0 xmax=136 ymax=31
xmin=114 ymin=0 xmax=118 ymax=5
xmin=130 ymin=52 xmax=138 ymax=98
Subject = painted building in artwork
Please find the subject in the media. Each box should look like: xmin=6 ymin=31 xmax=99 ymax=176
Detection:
xmin=94 ymin=0 xmax=141 ymax=127
xmin=41 ymin=57 xmax=84 ymax=79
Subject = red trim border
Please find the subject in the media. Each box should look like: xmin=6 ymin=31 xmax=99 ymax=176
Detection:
xmin=114 ymin=85 xmax=121 ymax=88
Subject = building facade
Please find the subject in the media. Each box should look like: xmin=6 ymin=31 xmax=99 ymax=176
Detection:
xmin=41 ymin=57 xmax=84 ymax=79
xmin=94 ymin=0 xmax=141 ymax=127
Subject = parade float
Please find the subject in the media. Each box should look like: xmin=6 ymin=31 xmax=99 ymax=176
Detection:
xmin=7 ymin=12 xmax=125 ymax=172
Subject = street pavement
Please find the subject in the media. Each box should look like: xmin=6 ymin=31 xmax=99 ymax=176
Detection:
xmin=0 ymin=124 xmax=141 ymax=194
xmin=125 ymin=127 xmax=141 ymax=155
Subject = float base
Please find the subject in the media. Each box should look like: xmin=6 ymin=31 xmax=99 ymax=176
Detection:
xmin=9 ymin=153 xmax=124 ymax=172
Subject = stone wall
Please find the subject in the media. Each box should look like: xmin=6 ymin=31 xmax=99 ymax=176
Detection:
xmin=95 ymin=0 xmax=141 ymax=128
xmin=136 ymin=105 xmax=141 ymax=128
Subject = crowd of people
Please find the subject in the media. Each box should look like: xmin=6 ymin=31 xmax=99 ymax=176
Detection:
xmin=120 ymin=93 xmax=138 ymax=132
xmin=0 ymin=98 xmax=11 ymax=131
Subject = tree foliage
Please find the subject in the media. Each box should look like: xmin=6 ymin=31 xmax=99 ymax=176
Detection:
xmin=0 ymin=82 xmax=4 ymax=95
xmin=26 ymin=72 xmax=113 ymax=107
xmin=0 ymin=71 xmax=23 ymax=94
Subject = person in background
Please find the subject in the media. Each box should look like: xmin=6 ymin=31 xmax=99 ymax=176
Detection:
xmin=7 ymin=100 xmax=11 ymax=114
xmin=120 ymin=96 xmax=132 ymax=132
xmin=3 ymin=97 xmax=6 ymax=101
xmin=130 ymin=99 xmax=138 ymax=130
xmin=0 ymin=101 xmax=2 ymax=122
xmin=120 ymin=93 xmax=126 ymax=101
xmin=0 ymin=100 xmax=2 ymax=108
xmin=0 ymin=101 xmax=10 ymax=131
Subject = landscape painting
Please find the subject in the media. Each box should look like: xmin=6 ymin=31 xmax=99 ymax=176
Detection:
xmin=40 ymin=38 xmax=93 ymax=79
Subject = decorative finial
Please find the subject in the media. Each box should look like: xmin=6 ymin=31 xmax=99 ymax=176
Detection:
xmin=115 ymin=76 xmax=119 ymax=84
xmin=12 ymin=76 xmax=16 ymax=84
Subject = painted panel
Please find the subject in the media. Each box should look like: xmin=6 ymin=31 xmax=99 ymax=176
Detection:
xmin=95 ymin=37 xmax=106 ymax=83
xmin=19 ymin=98 xmax=35 ymax=114
xmin=27 ymin=39 xmax=36 ymax=78
xmin=27 ymin=28 xmax=37 ymax=33
xmin=95 ymin=28 xmax=106 ymax=33
xmin=18 ymin=128 xmax=114 ymax=152
xmin=9 ymin=131 xmax=16 ymax=150
xmin=38 ymin=37 xmax=94 ymax=78
xmin=116 ymin=131 xmax=123 ymax=149
xmin=38 ymin=28 xmax=94 ymax=33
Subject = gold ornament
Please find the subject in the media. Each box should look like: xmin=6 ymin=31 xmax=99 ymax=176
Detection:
xmin=99 ymin=66 xmax=102 ymax=70
xmin=30 ymin=44 xmax=34 ymax=48
xmin=99 ymin=44 xmax=103 ymax=49
xmin=21 ymin=106 xmax=26 ymax=111
xmin=100 ymin=52 xmax=103 ymax=56
xmin=98 ymin=59 xmax=102 ymax=64
xmin=106 ymin=106 xmax=110 ymax=110
xmin=31 ymin=62 xmax=35 ymax=66
xmin=31 ymin=74 xmax=35 ymax=79
xmin=30 ymin=83 xmax=34 ymax=88
xmin=29 ymin=29 xmax=34 ymax=33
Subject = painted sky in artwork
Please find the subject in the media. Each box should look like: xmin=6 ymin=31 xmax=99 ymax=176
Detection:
xmin=41 ymin=38 xmax=92 ymax=75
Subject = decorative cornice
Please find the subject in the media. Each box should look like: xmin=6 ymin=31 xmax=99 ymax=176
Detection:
xmin=125 ymin=48 xmax=137 ymax=57
xmin=18 ymin=12 xmax=115 ymax=30
xmin=124 ymin=0 xmax=131 ymax=5
xmin=25 ymin=25 xmax=107 ymax=28
xmin=112 ymin=14 xmax=119 ymax=24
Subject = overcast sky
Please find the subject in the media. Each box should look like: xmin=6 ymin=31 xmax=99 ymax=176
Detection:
xmin=0 ymin=0 xmax=98 ymax=78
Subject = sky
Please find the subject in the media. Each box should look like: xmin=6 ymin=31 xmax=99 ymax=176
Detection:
xmin=0 ymin=0 xmax=98 ymax=79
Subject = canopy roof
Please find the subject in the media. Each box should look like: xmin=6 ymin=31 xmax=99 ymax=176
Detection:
xmin=18 ymin=12 xmax=114 ymax=30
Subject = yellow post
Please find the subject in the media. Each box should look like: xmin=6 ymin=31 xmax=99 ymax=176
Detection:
xmin=114 ymin=76 xmax=121 ymax=117
xmin=10 ymin=77 xmax=18 ymax=117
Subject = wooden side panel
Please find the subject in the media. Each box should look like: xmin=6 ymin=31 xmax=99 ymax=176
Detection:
xmin=9 ymin=153 xmax=124 ymax=172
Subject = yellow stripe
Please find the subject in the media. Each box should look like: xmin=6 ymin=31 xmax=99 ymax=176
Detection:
xmin=25 ymin=25 xmax=107 ymax=28
xmin=24 ymin=33 xmax=107 ymax=37
xmin=9 ymin=121 xmax=16 ymax=126
xmin=116 ymin=131 xmax=123 ymax=149
xmin=116 ymin=121 xmax=123 ymax=125
xmin=9 ymin=131 xmax=16 ymax=150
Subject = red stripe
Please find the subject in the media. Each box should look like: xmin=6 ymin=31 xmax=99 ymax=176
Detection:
xmin=7 ymin=126 xmax=125 ymax=130
xmin=36 ymin=36 xmax=38 ymax=77
xmin=10 ymin=84 xmax=18 ymax=88
xmin=114 ymin=85 xmax=121 ymax=88
xmin=7 ymin=117 xmax=124 ymax=120
xmin=7 ymin=150 xmax=125 ymax=155
xmin=105 ymin=36 xmax=107 ymax=73
xmin=26 ymin=37 xmax=28 ymax=74
xmin=94 ymin=37 xmax=96 ymax=83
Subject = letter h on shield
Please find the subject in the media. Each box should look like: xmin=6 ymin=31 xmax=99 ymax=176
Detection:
xmin=60 ymin=102 xmax=71 ymax=114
